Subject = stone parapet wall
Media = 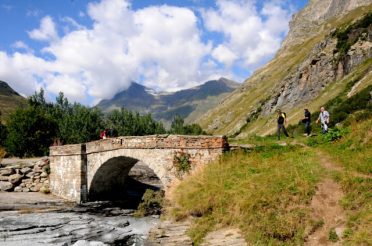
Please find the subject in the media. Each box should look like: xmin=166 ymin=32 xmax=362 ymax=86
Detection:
xmin=50 ymin=143 xmax=83 ymax=156
xmin=85 ymin=135 xmax=228 ymax=154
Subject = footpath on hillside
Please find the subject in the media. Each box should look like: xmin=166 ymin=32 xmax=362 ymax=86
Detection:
xmin=304 ymin=151 xmax=346 ymax=246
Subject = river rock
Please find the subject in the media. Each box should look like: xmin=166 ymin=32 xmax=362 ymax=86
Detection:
xmin=40 ymin=172 xmax=48 ymax=178
xmin=0 ymin=168 xmax=15 ymax=176
xmin=73 ymin=240 xmax=109 ymax=246
xmin=0 ymin=175 xmax=9 ymax=181
xmin=0 ymin=181 xmax=14 ymax=191
xmin=20 ymin=167 xmax=32 ymax=175
xmin=22 ymin=188 xmax=30 ymax=192
xmin=9 ymin=173 xmax=23 ymax=184
xmin=14 ymin=186 xmax=22 ymax=192
xmin=26 ymin=171 xmax=35 ymax=178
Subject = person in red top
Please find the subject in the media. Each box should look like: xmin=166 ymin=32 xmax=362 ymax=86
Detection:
xmin=100 ymin=129 xmax=107 ymax=139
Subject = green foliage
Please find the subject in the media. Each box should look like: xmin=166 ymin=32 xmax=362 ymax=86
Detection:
xmin=3 ymin=89 xmax=171 ymax=156
xmin=169 ymin=115 xmax=206 ymax=135
xmin=106 ymin=108 xmax=165 ymax=136
xmin=134 ymin=189 xmax=164 ymax=217
xmin=323 ymin=128 xmax=349 ymax=142
xmin=5 ymin=106 xmax=57 ymax=157
xmin=173 ymin=152 xmax=191 ymax=177
xmin=328 ymin=228 xmax=339 ymax=242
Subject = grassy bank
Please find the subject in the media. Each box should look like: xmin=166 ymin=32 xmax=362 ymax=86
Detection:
xmin=171 ymin=144 xmax=322 ymax=245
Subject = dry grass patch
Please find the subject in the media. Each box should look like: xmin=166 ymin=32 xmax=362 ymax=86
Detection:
xmin=171 ymin=145 xmax=322 ymax=245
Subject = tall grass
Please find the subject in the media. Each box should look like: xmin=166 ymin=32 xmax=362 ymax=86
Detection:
xmin=171 ymin=145 xmax=322 ymax=245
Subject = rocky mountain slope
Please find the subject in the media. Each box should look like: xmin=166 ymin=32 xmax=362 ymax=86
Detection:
xmin=198 ymin=0 xmax=372 ymax=137
xmin=0 ymin=81 xmax=26 ymax=122
xmin=96 ymin=77 xmax=239 ymax=125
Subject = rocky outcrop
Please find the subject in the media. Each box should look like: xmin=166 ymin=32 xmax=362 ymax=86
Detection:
xmin=0 ymin=158 xmax=50 ymax=193
xmin=260 ymin=17 xmax=372 ymax=116
xmin=281 ymin=0 xmax=371 ymax=51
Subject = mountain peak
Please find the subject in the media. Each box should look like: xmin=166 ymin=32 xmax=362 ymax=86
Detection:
xmin=96 ymin=78 xmax=239 ymax=125
xmin=0 ymin=81 xmax=21 ymax=97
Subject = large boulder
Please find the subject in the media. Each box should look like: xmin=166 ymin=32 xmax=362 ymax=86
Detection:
xmin=0 ymin=181 xmax=14 ymax=191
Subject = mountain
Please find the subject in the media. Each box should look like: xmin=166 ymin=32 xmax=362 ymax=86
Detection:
xmin=0 ymin=81 xmax=26 ymax=122
xmin=197 ymin=0 xmax=372 ymax=137
xmin=96 ymin=77 xmax=240 ymax=125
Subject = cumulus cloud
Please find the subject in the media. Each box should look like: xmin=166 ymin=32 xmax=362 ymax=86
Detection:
xmin=0 ymin=0 xmax=293 ymax=104
xmin=203 ymin=0 xmax=292 ymax=67
xmin=28 ymin=16 xmax=58 ymax=42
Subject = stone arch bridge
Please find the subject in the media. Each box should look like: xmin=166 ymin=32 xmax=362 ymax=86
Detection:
xmin=49 ymin=135 xmax=228 ymax=203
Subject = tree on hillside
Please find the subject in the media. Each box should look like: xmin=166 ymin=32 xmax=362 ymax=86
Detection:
xmin=169 ymin=115 xmax=207 ymax=135
xmin=58 ymin=104 xmax=104 ymax=144
xmin=106 ymin=108 xmax=166 ymax=136
xmin=5 ymin=106 xmax=57 ymax=157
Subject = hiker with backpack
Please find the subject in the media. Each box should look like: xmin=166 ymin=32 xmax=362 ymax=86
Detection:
xmin=276 ymin=109 xmax=289 ymax=140
xmin=302 ymin=108 xmax=311 ymax=137
xmin=316 ymin=106 xmax=330 ymax=134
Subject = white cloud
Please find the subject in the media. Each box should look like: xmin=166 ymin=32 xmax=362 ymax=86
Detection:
xmin=212 ymin=44 xmax=238 ymax=67
xmin=28 ymin=16 xmax=59 ymax=41
xmin=203 ymin=0 xmax=291 ymax=67
xmin=12 ymin=41 xmax=33 ymax=53
xmin=0 ymin=0 xmax=293 ymax=105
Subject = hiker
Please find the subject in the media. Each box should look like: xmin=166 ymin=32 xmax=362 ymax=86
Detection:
xmin=276 ymin=109 xmax=289 ymax=140
xmin=100 ymin=129 xmax=107 ymax=139
xmin=302 ymin=108 xmax=311 ymax=136
xmin=316 ymin=106 xmax=330 ymax=134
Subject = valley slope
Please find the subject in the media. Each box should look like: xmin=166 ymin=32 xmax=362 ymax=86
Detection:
xmin=0 ymin=81 xmax=26 ymax=122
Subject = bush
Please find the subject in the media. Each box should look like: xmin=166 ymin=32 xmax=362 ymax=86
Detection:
xmin=173 ymin=152 xmax=191 ymax=177
xmin=328 ymin=228 xmax=339 ymax=242
xmin=323 ymin=128 xmax=349 ymax=142
xmin=5 ymin=106 xmax=57 ymax=157
xmin=169 ymin=115 xmax=207 ymax=135
xmin=135 ymin=189 xmax=164 ymax=217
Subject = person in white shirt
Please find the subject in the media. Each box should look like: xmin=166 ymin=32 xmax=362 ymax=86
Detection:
xmin=316 ymin=106 xmax=330 ymax=134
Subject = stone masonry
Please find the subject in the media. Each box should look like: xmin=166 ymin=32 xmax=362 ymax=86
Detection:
xmin=49 ymin=135 xmax=229 ymax=203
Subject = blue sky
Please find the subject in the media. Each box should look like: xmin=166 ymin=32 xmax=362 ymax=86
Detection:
xmin=0 ymin=0 xmax=308 ymax=105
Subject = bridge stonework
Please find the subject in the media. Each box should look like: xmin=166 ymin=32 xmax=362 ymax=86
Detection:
xmin=49 ymin=135 xmax=228 ymax=203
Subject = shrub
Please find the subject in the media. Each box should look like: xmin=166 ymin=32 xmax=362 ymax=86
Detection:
xmin=329 ymin=228 xmax=339 ymax=242
xmin=135 ymin=189 xmax=164 ymax=217
xmin=323 ymin=128 xmax=349 ymax=142
xmin=173 ymin=152 xmax=191 ymax=177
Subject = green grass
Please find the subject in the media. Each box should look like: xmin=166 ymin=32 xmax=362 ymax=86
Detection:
xmin=171 ymin=144 xmax=322 ymax=245
xmin=322 ymin=119 xmax=372 ymax=174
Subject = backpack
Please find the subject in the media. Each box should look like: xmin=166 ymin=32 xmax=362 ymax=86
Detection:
xmin=278 ymin=112 xmax=286 ymax=124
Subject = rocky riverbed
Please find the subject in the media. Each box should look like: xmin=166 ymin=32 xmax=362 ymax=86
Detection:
xmin=0 ymin=159 xmax=163 ymax=246
xmin=0 ymin=193 xmax=159 ymax=246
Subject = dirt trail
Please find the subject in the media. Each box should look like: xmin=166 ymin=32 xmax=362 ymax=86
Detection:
xmin=304 ymin=151 xmax=347 ymax=246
